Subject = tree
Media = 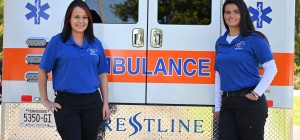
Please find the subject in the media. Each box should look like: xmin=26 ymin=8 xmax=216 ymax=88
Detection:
xmin=157 ymin=0 xmax=211 ymax=24
xmin=0 ymin=0 xmax=3 ymax=70
xmin=110 ymin=0 xmax=211 ymax=25
xmin=295 ymin=0 xmax=300 ymax=73
xmin=0 ymin=0 xmax=3 ymax=52
xmin=110 ymin=0 xmax=138 ymax=22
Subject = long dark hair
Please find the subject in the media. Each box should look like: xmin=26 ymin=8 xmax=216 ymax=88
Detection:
xmin=222 ymin=0 xmax=269 ymax=43
xmin=61 ymin=0 xmax=94 ymax=43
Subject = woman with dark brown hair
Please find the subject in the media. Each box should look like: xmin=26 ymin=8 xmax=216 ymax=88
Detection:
xmin=38 ymin=0 xmax=110 ymax=139
xmin=214 ymin=0 xmax=277 ymax=139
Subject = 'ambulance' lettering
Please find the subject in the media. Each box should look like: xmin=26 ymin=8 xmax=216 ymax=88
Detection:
xmin=107 ymin=57 xmax=211 ymax=77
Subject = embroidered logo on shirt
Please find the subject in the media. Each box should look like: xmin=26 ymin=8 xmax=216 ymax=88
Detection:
xmin=235 ymin=41 xmax=245 ymax=50
xmin=87 ymin=48 xmax=98 ymax=55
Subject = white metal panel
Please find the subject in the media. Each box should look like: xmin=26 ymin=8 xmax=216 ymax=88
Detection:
xmin=219 ymin=0 xmax=294 ymax=108
xmin=2 ymin=81 xmax=148 ymax=103
xmin=2 ymin=81 xmax=55 ymax=102
xmin=4 ymin=0 xmax=72 ymax=48
xmin=93 ymin=0 xmax=148 ymax=103
xmin=147 ymin=84 xmax=214 ymax=105
xmin=146 ymin=84 xmax=294 ymax=108
xmin=146 ymin=0 xmax=221 ymax=104
xmin=243 ymin=0 xmax=294 ymax=108
xmin=265 ymin=86 xmax=293 ymax=108
xmin=241 ymin=0 xmax=294 ymax=53
xmin=3 ymin=0 xmax=149 ymax=104
xmin=108 ymin=83 xmax=146 ymax=103
xmin=147 ymin=0 xmax=221 ymax=51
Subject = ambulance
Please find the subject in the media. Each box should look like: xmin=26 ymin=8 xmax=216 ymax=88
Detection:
xmin=1 ymin=0 xmax=295 ymax=139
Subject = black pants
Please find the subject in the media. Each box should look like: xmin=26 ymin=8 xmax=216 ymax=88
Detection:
xmin=219 ymin=91 xmax=268 ymax=140
xmin=54 ymin=90 xmax=103 ymax=140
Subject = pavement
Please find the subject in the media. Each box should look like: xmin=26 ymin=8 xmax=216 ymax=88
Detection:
xmin=295 ymin=90 xmax=300 ymax=96
xmin=294 ymin=125 xmax=300 ymax=140
xmin=294 ymin=90 xmax=300 ymax=140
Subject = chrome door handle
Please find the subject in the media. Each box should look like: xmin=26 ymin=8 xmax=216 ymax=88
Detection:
xmin=132 ymin=28 xmax=144 ymax=48
xmin=150 ymin=28 xmax=163 ymax=48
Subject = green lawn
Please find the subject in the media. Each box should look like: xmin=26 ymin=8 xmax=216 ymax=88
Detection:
xmin=294 ymin=96 xmax=300 ymax=126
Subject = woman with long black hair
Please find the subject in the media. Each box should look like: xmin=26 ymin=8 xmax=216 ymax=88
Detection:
xmin=214 ymin=0 xmax=277 ymax=139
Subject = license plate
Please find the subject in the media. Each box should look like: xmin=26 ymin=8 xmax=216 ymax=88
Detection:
xmin=19 ymin=108 xmax=55 ymax=127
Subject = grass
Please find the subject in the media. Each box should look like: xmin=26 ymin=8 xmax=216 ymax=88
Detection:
xmin=294 ymin=96 xmax=300 ymax=126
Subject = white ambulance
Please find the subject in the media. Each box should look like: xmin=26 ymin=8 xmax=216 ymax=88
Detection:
xmin=1 ymin=0 xmax=295 ymax=139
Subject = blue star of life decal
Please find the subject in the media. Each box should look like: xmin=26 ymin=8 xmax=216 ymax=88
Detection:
xmin=25 ymin=0 xmax=50 ymax=24
xmin=249 ymin=2 xmax=272 ymax=28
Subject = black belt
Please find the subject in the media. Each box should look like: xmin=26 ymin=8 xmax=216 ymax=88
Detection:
xmin=222 ymin=87 xmax=255 ymax=98
xmin=56 ymin=90 xmax=99 ymax=97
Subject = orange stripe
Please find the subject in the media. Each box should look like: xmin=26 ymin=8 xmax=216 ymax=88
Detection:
xmin=272 ymin=53 xmax=294 ymax=86
xmin=2 ymin=48 xmax=45 ymax=81
xmin=105 ymin=49 xmax=146 ymax=82
xmin=147 ymin=50 xmax=215 ymax=84
xmin=258 ymin=53 xmax=294 ymax=86
xmin=2 ymin=48 xmax=293 ymax=86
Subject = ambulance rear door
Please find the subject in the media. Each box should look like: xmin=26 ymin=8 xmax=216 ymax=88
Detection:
xmin=88 ymin=0 xmax=221 ymax=105
xmin=87 ymin=0 xmax=148 ymax=104
xmin=146 ymin=0 xmax=221 ymax=105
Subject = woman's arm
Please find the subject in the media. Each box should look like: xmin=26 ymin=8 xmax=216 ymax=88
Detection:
xmin=253 ymin=60 xmax=278 ymax=96
xmin=38 ymin=68 xmax=48 ymax=102
xmin=99 ymin=72 xmax=110 ymax=120
xmin=214 ymin=71 xmax=222 ymax=121
xmin=38 ymin=68 xmax=61 ymax=112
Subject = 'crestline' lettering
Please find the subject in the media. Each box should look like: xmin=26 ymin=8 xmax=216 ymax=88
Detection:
xmin=101 ymin=112 xmax=204 ymax=137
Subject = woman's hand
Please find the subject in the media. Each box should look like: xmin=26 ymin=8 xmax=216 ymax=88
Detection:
xmin=245 ymin=93 xmax=258 ymax=101
xmin=102 ymin=103 xmax=110 ymax=120
xmin=41 ymin=99 xmax=61 ymax=113
xmin=215 ymin=111 xmax=220 ymax=122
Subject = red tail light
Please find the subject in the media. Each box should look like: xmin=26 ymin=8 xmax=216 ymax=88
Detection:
xmin=21 ymin=95 xmax=32 ymax=102
xmin=267 ymin=100 xmax=273 ymax=107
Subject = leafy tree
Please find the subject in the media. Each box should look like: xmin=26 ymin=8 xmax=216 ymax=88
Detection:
xmin=110 ymin=0 xmax=138 ymax=22
xmin=157 ymin=0 xmax=211 ymax=24
xmin=0 ymin=0 xmax=3 ymax=70
xmin=0 ymin=0 xmax=3 ymax=52
xmin=110 ymin=0 xmax=211 ymax=25
xmin=295 ymin=0 xmax=300 ymax=73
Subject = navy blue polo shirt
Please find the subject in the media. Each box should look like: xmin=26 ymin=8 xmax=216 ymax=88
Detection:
xmin=40 ymin=34 xmax=109 ymax=94
xmin=214 ymin=31 xmax=274 ymax=92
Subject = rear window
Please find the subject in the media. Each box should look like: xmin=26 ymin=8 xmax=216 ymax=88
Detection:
xmin=86 ymin=0 xmax=211 ymax=25
xmin=158 ymin=0 xmax=212 ymax=25
xmin=86 ymin=0 xmax=138 ymax=24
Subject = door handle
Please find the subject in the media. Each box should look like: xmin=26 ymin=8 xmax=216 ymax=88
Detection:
xmin=132 ymin=28 xmax=144 ymax=48
xmin=150 ymin=28 xmax=163 ymax=48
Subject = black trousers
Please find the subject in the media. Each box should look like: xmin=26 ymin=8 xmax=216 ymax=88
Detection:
xmin=219 ymin=92 xmax=268 ymax=140
xmin=54 ymin=90 xmax=103 ymax=140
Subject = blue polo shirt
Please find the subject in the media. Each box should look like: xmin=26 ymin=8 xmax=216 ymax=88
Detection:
xmin=214 ymin=31 xmax=273 ymax=92
xmin=39 ymin=34 xmax=109 ymax=94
